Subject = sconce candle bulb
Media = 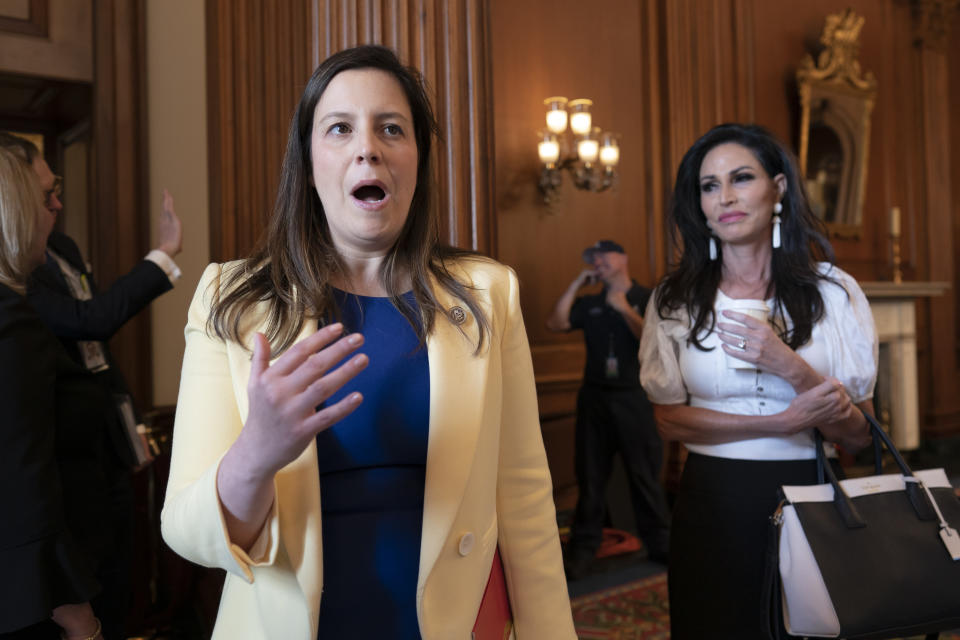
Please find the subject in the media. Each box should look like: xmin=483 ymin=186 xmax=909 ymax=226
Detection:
xmin=577 ymin=128 xmax=600 ymax=165
xmin=890 ymin=206 xmax=901 ymax=237
xmin=568 ymin=99 xmax=593 ymax=135
xmin=599 ymin=132 xmax=620 ymax=167
xmin=544 ymin=97 xmax=569 ymax=134
xmin=537 ymin=131 xmax=560 ymax=166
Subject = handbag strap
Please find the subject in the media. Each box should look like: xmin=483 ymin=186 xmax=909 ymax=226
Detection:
xmin=762 ymin=505 xmax=785 ymax=640
xmin=813 ymin=432 xmax=867 ymax=528
xmin=815 ymin=411 xmax=906 ymax=480
xmin=813 ymin=409 xmax=937 ymax=525
xmin=859 ymin=411 xmax=937 ymax=520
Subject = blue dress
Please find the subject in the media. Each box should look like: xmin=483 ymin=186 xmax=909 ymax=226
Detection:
xmin=315 ymin=290 xmax=429 ymax=639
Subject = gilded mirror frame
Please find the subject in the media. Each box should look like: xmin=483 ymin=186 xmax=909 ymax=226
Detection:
xmin=797 ymin=9 xmax=877 ymax=239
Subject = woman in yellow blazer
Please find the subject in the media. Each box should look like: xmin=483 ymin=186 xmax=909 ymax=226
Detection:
xmin=161 ymin=45 xmax=575 ymax=639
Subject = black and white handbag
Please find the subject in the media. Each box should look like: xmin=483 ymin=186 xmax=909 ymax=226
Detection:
xmin=765 ymin=411 xmax=960 ymax=639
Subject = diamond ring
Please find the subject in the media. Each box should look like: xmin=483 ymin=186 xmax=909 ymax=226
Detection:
xmin=737 ymin=337 xmax=747 ymax=350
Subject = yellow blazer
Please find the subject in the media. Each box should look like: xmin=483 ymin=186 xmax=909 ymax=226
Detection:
xmin=161 ymin=258 xmax=576 ymax=639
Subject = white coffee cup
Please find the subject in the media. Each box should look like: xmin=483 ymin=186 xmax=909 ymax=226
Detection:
xmin=722 ymin=298 xmax=770 ymax=369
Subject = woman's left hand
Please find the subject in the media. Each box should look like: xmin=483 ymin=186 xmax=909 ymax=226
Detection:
xmin=51 ymin=603 xmax=101 ymax=640
xmin=717 ymin=310 xmax=820 ymax=389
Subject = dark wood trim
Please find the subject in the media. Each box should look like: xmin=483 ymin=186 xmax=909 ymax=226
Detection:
xmin=917 ymin=41 xmax=960 ymax=435
xmin=639 ymin=0 xmax=669 ymax=278
xmin=0 ymin=0 xmax=49 ymax=38
xmin=92 ymin=0 xmax=152 ymax=407
xmin=205 ymin=0 xmax=224 ymax=262
xmin=135 ymin=0 xmax=152 ymax=404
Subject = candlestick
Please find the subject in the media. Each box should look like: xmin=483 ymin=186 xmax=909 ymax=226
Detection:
xmin=890 ymin=206 xmax=902 ymax=283
xmin=891 ymin=240 xmax=902 ymax=283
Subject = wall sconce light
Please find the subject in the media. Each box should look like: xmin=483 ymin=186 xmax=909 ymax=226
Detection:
xmin=537 ymin=96 xmax=619 ymax=205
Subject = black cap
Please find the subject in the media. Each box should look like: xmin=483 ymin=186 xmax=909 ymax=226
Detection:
xmin=582 ymin=240 xmax=625 ymax=264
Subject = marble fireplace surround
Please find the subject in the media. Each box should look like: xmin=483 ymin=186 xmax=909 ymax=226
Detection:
xmin=860 ymin=281 xmax=949 ymax=450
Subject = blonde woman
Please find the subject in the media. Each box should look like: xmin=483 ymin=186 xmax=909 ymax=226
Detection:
xmin=0 ymin=145 xmax=104 ymax=640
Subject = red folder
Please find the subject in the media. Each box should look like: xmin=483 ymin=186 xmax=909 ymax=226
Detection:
xmin=471 ymin=547 xmax=514 ymax=640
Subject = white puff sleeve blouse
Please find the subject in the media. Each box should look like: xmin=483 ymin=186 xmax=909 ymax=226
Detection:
xmin=638 ymin=264 xmax=878 ymax=460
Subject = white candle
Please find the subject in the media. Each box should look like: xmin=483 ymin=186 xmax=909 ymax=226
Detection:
xmin=891 ymin=206 xmax=901 ymax=237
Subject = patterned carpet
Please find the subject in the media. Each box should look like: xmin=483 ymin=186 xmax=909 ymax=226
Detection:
xmin=570 ymin=570 xmax=960 ymax=640
xmin=570 ymin=572 xmax=669 ymax=639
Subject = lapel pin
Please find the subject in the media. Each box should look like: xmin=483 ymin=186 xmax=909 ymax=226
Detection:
xmin=449 ymin=306 xmax=467 ymax=325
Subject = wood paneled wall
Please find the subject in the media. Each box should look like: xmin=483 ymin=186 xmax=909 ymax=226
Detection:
xmin=206 ymin=0 xmax=494 ymax=261
xmin=206 ymin=0 xmax=314 ymax=261
xmin=488 ymin=0 xmax=960 ymax=498
xmin=202 ymin=0 xmax=960 ymax=496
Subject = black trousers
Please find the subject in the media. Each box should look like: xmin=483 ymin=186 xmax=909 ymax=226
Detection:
xmin=569 ymin=385 xmax=670 ymax=554
xmin=91 ymin=469 xmax=134 ymax=640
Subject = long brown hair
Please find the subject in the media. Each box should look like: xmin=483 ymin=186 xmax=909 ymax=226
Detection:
xmin=209 ymin=45 xmax=490 ymax=353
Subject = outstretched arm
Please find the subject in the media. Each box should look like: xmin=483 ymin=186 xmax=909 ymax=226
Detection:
xmin=26 ymin=190 xmax=183 ymax=341
xmin=27 ymin=258 xmax=172 ymax=341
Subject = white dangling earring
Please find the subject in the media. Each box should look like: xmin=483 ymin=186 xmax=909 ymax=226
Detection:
xmin=772 ymin=202 xmax=783 ymax=249
xmin=709 ymin=236 xmax=718 ymax=261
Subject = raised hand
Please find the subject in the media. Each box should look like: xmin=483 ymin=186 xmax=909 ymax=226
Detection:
xmin=216 ymin=322 xmax=368 ymax=549
xmin=577 ymin=268 xmax=599 ymax=288
xmin=156 ymin=189 xmax=183 ymax=257
xmin=239 ymin=323 xmax=368 ymax=477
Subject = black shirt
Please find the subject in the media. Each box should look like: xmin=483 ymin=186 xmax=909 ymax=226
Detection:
xmin=569 ymin=282 xmax=651 ymax=389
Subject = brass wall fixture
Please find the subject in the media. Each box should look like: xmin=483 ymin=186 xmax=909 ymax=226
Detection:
xmin=537 ymin=97 xmax=620 ymax=206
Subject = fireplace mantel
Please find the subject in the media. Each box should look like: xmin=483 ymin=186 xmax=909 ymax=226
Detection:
xmin=859 ymin=281 xmax=949 ymax=449
xmin=860 ymin=281 xmax=950 ymax=299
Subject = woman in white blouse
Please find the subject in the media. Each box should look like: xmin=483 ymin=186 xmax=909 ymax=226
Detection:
xmin=639 ymin=123 xmax=877 ymax=639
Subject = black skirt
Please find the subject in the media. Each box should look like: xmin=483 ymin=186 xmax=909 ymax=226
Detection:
xmin=668 ymin=452 xmax=835 ymax=639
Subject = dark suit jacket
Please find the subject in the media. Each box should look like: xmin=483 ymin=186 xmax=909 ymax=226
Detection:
xmin=26 ymin=231 xmax=173 ymax=468
xmin=0 ymin=283 xmax=101 ymax=633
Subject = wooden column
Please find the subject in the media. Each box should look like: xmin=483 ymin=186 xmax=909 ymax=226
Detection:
xmin=92 ymin=0 xmax=152 ymax=405
xmin=206 ymin=0 xmax=314 ymax=261
xmin=657 ymin=0 xmax=757 ymax=492
xmin=207 ymin=0 xmax=495 ymax=260
xmin=913 ymin=0 xmax=960 ymax=434
xmin=662 ymin=0 xmax=755 ymax=181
